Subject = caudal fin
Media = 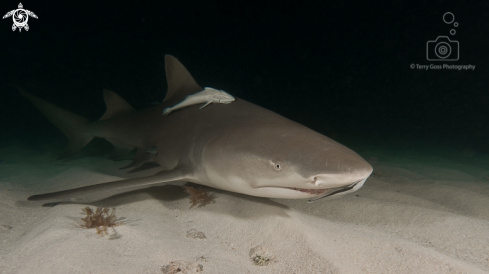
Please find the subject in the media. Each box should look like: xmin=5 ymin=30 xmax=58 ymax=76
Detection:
xmin=18 ymin=87 xmax=93 ymax=159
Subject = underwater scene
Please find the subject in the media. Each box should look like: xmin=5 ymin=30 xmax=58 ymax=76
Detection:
xmin=1 ymin=1 xmax=488 ymax=273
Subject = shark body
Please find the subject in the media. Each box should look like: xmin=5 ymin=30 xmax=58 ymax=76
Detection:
xmin=24 ymin=55 xmax=373 ymax=204
xmin=162 ymin=87 xmax=235 ymax=115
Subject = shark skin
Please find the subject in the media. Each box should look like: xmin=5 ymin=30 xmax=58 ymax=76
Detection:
xmin=162 ymin=87 xmax=235 ymax=115
xmin=24 ymin=55 xmax=373 ymax=204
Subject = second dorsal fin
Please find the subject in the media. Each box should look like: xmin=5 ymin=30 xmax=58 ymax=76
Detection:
xmin=99 ymin=89 xmax=135 ymax=120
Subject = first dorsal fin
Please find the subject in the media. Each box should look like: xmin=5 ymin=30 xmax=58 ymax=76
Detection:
xmin=163 ymin=55 xmax=203 ymax=102
xmin=99 ymin=89 xmax=135 ymax=120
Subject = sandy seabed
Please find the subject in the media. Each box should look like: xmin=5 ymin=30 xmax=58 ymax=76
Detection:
xmin=0 ymin=144 xmax=488 ymax=274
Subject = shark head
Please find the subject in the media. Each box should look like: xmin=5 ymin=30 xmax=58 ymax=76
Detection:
xmin=201 ymin=118 xmax=373 ymax=201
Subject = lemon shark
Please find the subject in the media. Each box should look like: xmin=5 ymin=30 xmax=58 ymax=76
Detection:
xmin=25 ymin=55 xmax=373 ymax=204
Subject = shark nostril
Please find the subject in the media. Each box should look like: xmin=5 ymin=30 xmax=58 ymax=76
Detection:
xmin=314 ymin=177 xmax=322 ymax=186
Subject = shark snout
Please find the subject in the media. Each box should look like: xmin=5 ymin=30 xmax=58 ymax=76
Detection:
xmin=313 ymin=165 xmax=373 ymax=189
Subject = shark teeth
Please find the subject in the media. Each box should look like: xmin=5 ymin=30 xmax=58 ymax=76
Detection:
xmin=289 ymin=188 xmax=327 ymax=195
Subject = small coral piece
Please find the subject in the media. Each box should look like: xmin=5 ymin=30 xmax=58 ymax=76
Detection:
xmin=161 ymin=261 xmax=203 ymax=274
xmin=249 ymin=245 xmax=275 ymax=266
xmin=253 ymin=255 xmax=270 ymax=266
xmin=183 ymin=185 xmax=216 ymax=209
xmin=186 ymin=229 xmax=206 ymax=239
xmin=80 ymin=206 xmax=120 ymax=236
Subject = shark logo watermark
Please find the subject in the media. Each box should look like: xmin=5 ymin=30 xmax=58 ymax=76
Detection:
xmin=3 ymin=3 xmax=38 ymax=32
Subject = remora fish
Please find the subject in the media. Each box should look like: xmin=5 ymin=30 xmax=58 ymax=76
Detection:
xmin=23 ymin=55 xmax=373 ymax=204
xmin=162 ymin=87 xmax=235 ymax=115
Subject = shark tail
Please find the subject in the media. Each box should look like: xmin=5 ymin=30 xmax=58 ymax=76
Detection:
xmin=19 ymin=88 xmax=93 ymax=159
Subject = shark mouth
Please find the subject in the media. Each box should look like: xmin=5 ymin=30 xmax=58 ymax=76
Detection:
xmin=304 ymin=178 xmax=366 ymax=203
xmin=289 ymin=188 xmax=327 ymax=195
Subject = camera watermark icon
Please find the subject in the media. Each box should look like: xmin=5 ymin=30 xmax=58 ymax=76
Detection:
xmin=426 ymin=36 xmax=459 ymax=61
xmin=426 ymin=12 xmax=459 ymax=61
xmin=2 ymin=3 xmax=38 ymax=32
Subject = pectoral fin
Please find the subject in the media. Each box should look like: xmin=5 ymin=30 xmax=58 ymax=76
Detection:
xmin=199 ymin=100 xmax=212 ymax=109
xmin=162 ymin=107 xmax=172 ymax=115
xmin=119 ymin=148 xmax=155 ymax=170
xmin=28 ymin=167 xmax=192 ymax=204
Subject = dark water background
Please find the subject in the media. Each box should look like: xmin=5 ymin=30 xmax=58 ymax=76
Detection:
xmin=1 ymin=1 xmax=488 ymax=157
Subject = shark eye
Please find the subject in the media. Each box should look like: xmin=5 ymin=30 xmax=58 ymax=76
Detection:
xmin=273 ymin=162 xmax=282 ymax=171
